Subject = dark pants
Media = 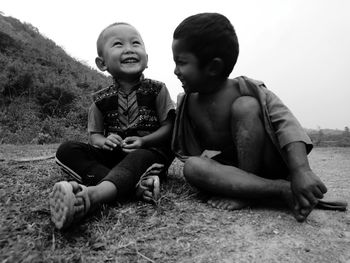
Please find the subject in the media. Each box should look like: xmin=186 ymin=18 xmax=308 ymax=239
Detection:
xmin=55 ymin=141 xmax=168 ymax=197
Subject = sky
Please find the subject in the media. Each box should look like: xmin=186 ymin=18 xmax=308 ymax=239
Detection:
xmin=2 ymin=0 xmax=350 ymax=130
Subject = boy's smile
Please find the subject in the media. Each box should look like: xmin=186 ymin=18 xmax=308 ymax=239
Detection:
xmin=98 ymin=24 xmax=148 ymax=80
xmin=172 ymin=39 xmax=207 ymax=93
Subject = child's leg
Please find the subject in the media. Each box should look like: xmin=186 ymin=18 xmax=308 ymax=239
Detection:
xmin=50 ymin=180 xmax=117 ymax=229
xmin=184 ymin=156 xmax=291 ymax=200
xmin=50 ymin=149 xmax=165 ymax=229
xmin=183 ymin=96 xmax=296 ymax=214
xmin=231 ymin=96 xmax=287 ymax=178
xmin=81 ymin=149 xmax=165 ymax=205
xmin=230 ymin=96 xmax=265 ymax=174
xmin=55 ymin=141 xmax=125 ymax=185
xmin=101 ymin=149 xmax=166 ymax=199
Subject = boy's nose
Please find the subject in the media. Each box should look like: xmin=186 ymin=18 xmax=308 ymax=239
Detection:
xmin=124 ymin=44 xmax=135 ymax=53
xmin=174 ymin=66 xmax=179 ymax=76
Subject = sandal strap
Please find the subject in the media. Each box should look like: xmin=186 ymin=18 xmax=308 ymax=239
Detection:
xmin=316 ymin=200 xmax=347 ymax=211
xmin=136 ymin=163 xmax=164 ymax=189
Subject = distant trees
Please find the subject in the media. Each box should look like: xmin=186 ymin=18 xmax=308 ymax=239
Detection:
xmin=308 ymin=127 xmax=350 ymax=147
xmin=340 ymin=127 xmax=350 ymax=147
xmin=344 ymin=126 xmax=350 ymax=136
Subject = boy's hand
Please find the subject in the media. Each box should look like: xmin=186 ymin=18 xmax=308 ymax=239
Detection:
xmin=290 ymin=169 xmax=327 ymax=221
xmin=121 ymin=136 xmax=143 ymax=153
xmin=103 ymin=133 xmax=123 ymax=151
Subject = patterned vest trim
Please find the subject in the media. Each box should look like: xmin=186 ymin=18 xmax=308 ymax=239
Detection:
xmin=92 ymin=77 xmax=163 ymax=138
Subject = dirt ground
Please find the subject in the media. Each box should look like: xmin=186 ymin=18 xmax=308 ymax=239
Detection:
xmin=0 ymin=145 xmax=349 ymax=262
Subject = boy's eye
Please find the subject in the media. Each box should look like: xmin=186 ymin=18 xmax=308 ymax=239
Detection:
xmin=133 ymin=41 xmax=141 ymax=45
xmin=176 ymin=60 xmax=186 ymax=66
xmin=113 ymin=41 xmax=122 ymax=46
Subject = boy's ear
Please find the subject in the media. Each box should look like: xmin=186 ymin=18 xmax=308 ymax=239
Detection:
xmin=206 ymin=58 xmax=224 ymax=77
xmin=95 ymin=57 xmax=107 ymax=71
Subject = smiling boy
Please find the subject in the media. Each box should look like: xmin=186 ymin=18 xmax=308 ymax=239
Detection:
xmin=49 ymin=23 xmax=175 ymax=229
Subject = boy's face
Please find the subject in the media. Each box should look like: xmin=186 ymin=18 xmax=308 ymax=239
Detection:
xmin=172 ymin=39 xmax=207 ymax=93
xmin=99 ymin=24 xmax=148 ymax=80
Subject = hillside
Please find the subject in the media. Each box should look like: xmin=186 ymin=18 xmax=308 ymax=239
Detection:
xmin=0 ymin=13 xmax=112 ymax=143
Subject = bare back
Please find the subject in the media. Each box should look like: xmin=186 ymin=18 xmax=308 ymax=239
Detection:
xmin=187 ymin=79 xmax=241 ymax=151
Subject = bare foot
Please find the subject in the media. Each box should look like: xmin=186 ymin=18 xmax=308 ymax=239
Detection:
xmin=207 ymin=196 xmax=249 ymax=210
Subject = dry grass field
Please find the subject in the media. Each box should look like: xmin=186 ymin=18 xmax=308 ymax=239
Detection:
xmin=0 ymin=145 xmax=349 ymax=262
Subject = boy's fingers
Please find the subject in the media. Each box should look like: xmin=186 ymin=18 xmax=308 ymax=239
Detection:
xmin=110 ymin=138 xmax=123 ymax=146
xmin=293 ymin=196 xmax=300 ymax=211
xmin=102 ymin=144 xmax=113 ymax=151
xmin=304 ymin=192 xmax=318 ymax=207
xmin=318 ymin=183 xmax=328 ymax=194
xmin=122 ymin=143 xmax=134 ymax=149
xmin=296 ymin=194 xmax=310 ymax=209
xmin=299 ymin=207 xmax=312 ymax=218
xmin=109 ymin=133 xmax=122 ymax=140
xmin=123 ymin=137 xmax=136 ymax=144
xmin=293 ymin=195 xmax=312 ymax=222
xmin=313 ymin=187 xmax=324 ymax=199
xmin=105 ymin=140 xmax=117 ymax=147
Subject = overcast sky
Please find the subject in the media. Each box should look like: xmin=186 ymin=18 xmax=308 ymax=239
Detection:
xmin=2 ymin=0 xmax=350 ymax=129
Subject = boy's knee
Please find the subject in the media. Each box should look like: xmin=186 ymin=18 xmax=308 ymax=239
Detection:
xmin=183 ymin=156 xmax=203 ymax=182
xmin=231 ymin=96 xmax=260 ymax=119
xmin=56 ymin=141 xmax=79 ymax=161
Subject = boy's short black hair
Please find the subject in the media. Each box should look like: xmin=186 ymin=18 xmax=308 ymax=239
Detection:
xmin=173 ymin=13 xmax=239 ymax=78
xmin=97 ymin=22 xmax=131 ymax=57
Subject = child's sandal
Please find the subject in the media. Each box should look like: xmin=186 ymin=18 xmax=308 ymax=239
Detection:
xmin=316 ymin=199 xmax=347 ymax=211
xmin=49 ymin=181 xmax=91 ymax=229
xmin=135 ymin=163 xmax=164 ymax=203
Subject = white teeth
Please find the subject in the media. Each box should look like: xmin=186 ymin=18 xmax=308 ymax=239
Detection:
xmin=123 ymin=58 xmax=138 ymax=63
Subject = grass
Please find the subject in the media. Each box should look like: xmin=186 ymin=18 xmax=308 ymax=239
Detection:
xmin=0 ymin=145 xmax=349 ymax=262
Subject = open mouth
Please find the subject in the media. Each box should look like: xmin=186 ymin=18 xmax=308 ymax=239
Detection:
xmin=122 ymin=57 xmax=139 ymax=64
xmin=178 ymin=77 xmax=185 ymax=86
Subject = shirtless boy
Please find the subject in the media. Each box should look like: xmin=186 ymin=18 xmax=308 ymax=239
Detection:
xmin=171 ymin=13 xmax=346 ymax=222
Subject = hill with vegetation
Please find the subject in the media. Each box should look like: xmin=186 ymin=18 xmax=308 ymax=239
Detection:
xmin=1 ymin=13 xmax=349 ymax=147
xmin=0 ymin=13 xmax=111 ymax=144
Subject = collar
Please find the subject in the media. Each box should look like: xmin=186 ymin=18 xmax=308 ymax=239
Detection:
xmin=113 ymin=74 xmax=144 ymax=91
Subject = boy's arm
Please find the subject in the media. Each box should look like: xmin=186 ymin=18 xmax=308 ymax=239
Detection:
xmin=264 ymin=89 xmax=327 ymax=219
xmin=265 ymin=89 xmax=313 ymax=153
xmin=89 ymin=132 xmax=123 ymax=151
xmin=122 ymin=110 xmax=175 ymax=152
xmin=283 ymin=141 xmax=327 ymax=219
xmin=89 ymin=132 xmax=105 ymax=147
xmin=141 ymin=111 xmax=175 ymax=148
xmin=88 ymin=103 xmax=122 ymax=150
xmin=123 ymin=84 xmax=175 ymax=151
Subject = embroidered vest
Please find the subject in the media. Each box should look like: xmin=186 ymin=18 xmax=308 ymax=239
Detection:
xmin=92 ymin=78 xmax=163 ymax=138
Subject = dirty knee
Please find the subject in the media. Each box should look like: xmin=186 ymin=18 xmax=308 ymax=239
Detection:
xmin=183 ymin=157 xmax=204 ymax=182
xmin=231 ymin=96 xmax=260 ymax=119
